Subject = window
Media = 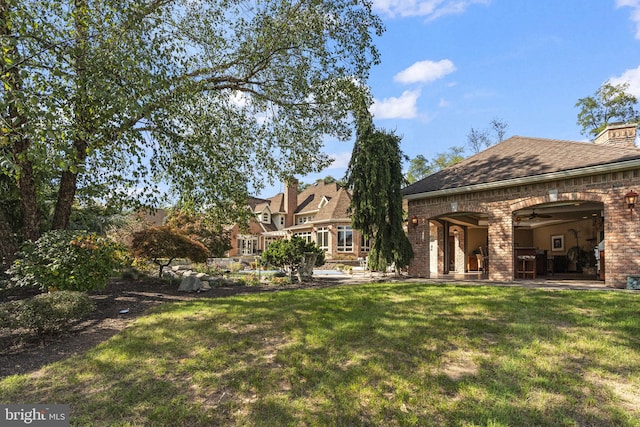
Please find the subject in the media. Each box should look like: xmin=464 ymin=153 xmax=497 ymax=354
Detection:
xmin=262 ymin=212 xmax=269 ymax=223
xmin=317 ymin=227 xmax=329 ymax=250
xmin=297 ymin=216 xmax=315 ymax=224
xmin=294 ymin=232 xmax=312 ymax=243
xmin=361 ymin=234 xmax=371 ymax=252
xmin=238 ymin=237 xmax=258 ymax=255
xmin=337 ymin=226 xmax=353 ymax=252
xmin=280 ymin=216 xmax=284 ymax=226
xmin=264 ymin=237 xmax=278 ymax=250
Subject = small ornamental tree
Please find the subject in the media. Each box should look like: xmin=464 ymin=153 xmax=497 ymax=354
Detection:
xmin=165 ymin=209 xmax=231 ymax=257
xmin=261 ymin=237 xmax=325 ymax=281
xmin=8 ymin=230 xmax=124 ymax=292
xmin=130 ymin=226 xmax=209 ymax=277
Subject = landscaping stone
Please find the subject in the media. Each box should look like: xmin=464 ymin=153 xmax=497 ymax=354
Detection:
xmin=178 ymin=276 xmax=201 ymax=292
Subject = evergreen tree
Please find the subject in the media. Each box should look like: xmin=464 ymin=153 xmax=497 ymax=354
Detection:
xmin=345 ymin=116 xmax=413 ymax=273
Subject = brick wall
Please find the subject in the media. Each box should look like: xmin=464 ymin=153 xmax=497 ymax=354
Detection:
xmin=407 ymin=168 xmax=640 ymax=288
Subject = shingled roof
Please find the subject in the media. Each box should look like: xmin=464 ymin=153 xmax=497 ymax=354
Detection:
xmin=402 ymin=135 xmax=640 ymax=197
xmin=295 ymin=182 xmax=342 ymax=214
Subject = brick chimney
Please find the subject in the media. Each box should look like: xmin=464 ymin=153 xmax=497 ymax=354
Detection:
xmin=593 ymin=123 xmax=638 ymax=148
xmin=284 ymin=177 xmax=298 ymax=227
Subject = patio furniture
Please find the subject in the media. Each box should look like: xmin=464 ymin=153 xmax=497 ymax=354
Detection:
xmin=516 ymin=247 xmax=536 ymax=279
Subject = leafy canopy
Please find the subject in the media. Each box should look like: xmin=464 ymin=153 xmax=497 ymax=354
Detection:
xmin=576 ymin=81 xmax=640 ymax=137
xmin=130 ymin=226 xmax=209 ymax=277
xmin=0 ymin=0 xmax=384 ymax=244
xmin=165 ymin=208 xmax=231 ymax=258
xmin=406 ymin=146 xmax=465 ymax=184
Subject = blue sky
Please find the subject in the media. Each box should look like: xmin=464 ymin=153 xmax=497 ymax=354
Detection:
xmin=259 ymin=0 xmax=640 ymax=197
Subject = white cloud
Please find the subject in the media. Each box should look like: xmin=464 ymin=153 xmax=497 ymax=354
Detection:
xmin=372 ymin=0 xmax=490 ymax=20
xmin=327 ymin=152 xmax=353 ymax=169
xmin=394 ymin=59 xmax=456 ymax=84
xmin=370 ymin=89 xmax=421 ymax=119
xmin=617 ymin=0 xmax=640 ymax=39
xmin=610 ymin=65 xmax=640 ymax=97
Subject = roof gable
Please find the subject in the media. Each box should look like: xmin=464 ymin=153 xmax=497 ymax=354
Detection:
xmin=296 ymin=182 xmax=341 ymax=214
xmin=314 ymin=188 xmax=351 ymax=221
xmin=402 ymin=136 xmax=640 ymax=196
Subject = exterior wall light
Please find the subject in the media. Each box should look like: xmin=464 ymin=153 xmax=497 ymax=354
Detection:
xmin=410 ymin=215 xmax=419 ymax=227
xmin=625 ymin=190 xmax=638 ymax=215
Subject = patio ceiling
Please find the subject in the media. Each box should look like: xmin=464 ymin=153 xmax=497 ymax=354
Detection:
xmin=436 ymin=201 xmax=603 ymax=229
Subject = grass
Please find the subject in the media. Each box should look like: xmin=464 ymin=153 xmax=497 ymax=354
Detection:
xmin=2 ymin=282 xmax=640 ymax=426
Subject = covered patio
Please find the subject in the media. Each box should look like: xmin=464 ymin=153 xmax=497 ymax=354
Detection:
xmin=402 ymin=124 xmax=640 ymax=288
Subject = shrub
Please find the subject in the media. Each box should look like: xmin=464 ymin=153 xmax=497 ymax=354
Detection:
xmin=0 ymin=291 xmax=94 ymax=335
xmin=244 ymin=273 xmax=261 ymax=286
xmin=228 ymin=262 xmax=244 ymax=272
xmin=269 ymin=276 xmax=292 ymax=286
xmin=261 ymin=237 xmax=325 ymax=279
xmin=8 ymin=230 xmax=124 ymax=292
xmin=193 ymin=263 xmax=224 ymax=277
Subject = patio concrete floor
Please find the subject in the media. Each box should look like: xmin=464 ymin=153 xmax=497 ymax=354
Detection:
xmin=333 ymin=270 xmax=633 ymax=292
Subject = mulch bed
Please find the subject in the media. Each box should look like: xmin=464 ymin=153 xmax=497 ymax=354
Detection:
xmin=0 ymin=277 xmax=349 ymax=379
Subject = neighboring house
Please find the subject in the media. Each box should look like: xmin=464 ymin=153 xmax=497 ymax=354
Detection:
xmin=228 ymin=180 xmax=369 ymax=260
xmin=402 ymin=123 xmax=640 ymax=288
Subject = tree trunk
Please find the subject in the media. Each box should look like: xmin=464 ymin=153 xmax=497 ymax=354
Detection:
xmin=52 ymin=0 xmax=89 ymax=230
xmin=51 ymin=170 xmax=80 ymax=230
xmin=14 ymin=142 xmax=40 ymax=241
xmin=0 ymin=208 xmax=18 ymax=270
xmin=1 ymin=0 xmax=41 ymax=241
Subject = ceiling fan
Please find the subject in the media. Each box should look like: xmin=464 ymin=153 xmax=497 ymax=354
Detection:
xmin=528 ymin=209 xmax=552 ymax=220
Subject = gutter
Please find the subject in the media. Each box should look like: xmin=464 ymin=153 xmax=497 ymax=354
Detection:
xmin=403 ymin=158 xmax=640 ymax=201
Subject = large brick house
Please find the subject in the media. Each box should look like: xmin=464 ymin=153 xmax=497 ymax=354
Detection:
xmin=228 ymin=180 xmax=370 ymax=260
xmin=402 ymin=123 xmax=640 ymax=288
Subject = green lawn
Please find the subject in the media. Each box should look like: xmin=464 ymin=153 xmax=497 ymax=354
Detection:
xmin=2 ymin=282 xmax=640 ymax=426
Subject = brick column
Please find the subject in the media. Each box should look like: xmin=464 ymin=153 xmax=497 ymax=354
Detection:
xmin=605 ymin=189 xmax=640 ymax=288
xmin=488 ymin=203 xmax=514 ymax=281
xmin=436 ymin=222 xmax=445 ymax=275
xmin=407 ymin=215 xmax=430 ymax=277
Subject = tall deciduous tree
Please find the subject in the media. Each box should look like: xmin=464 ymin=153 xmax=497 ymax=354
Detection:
xmin=466 ymin=118 xmax=509 ymax=154
xmin=345 ymin=116 xmax=413 ymax=273
xmin=0 ymin=0 xmax=383 ymax=252
xmin=406 ymin=146 xmax=465 ymax=184
xmin=576 ymin=81 xmax=640 ymax=137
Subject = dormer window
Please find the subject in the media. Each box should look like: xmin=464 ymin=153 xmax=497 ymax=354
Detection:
xmin=262 ymin=212 xmax=269 ymax=223
xmin=318 ymin=196 xmax=329 ymax=209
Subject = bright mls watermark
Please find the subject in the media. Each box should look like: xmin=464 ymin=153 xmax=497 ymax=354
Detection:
xmin=1 ymin=405 xmax=69 ymax=426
